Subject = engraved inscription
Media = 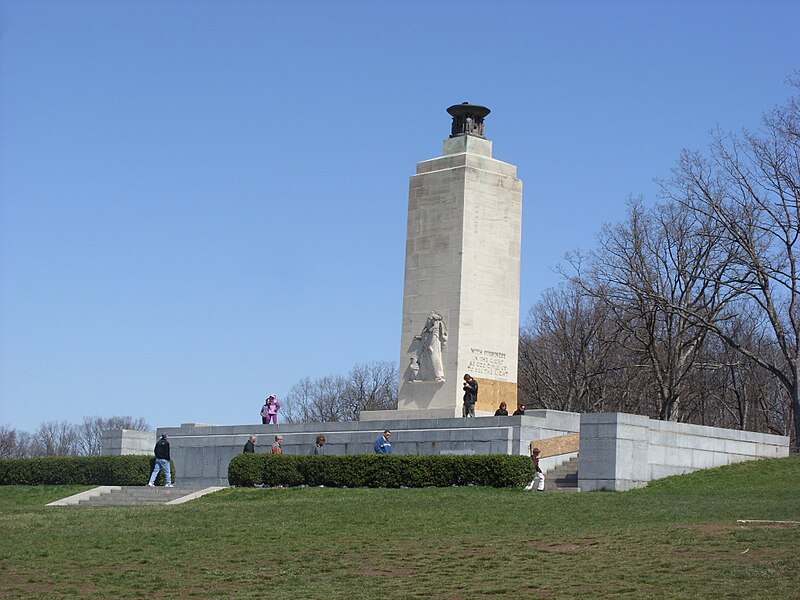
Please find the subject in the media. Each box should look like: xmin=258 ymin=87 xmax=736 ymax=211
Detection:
xmin=467 ymin=348 xmax=509 ymax=378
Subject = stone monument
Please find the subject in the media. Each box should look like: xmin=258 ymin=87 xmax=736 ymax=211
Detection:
xmin=365 ymin=102 xmax=523 ymax=419
xmin=103 ymin=105 xmax=789 ymax=489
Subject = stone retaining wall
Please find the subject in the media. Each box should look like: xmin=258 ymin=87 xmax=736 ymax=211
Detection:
xmin=103 ymin=410 xmax=790 ymax=489
xmin=578 ymin=412 xmax=790 ymax=491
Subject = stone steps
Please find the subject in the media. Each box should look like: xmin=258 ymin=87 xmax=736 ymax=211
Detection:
xmin=49 ymin=485 xmax=225 ymax=507
xmin=544 ymin=456 xmax=580 ymax=492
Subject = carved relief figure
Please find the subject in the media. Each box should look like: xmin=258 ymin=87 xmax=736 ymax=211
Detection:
xmin=412 ymin=311 xmax=448 ymax=382
xmin=404 ymin=356 xmax=420 ymax=382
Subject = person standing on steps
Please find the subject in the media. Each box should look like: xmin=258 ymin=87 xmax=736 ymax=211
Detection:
xmin=524 ymin=446 xmax=545 ymax=492
xmin=148 ymin=434 xmax=173 ymax=488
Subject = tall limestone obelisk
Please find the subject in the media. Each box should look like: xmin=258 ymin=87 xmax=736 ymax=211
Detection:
xmin=393 ymin=103 xmax=523 ymax=418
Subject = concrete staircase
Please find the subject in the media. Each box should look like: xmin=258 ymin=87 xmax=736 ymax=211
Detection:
xmin=544 ymin=456 xmax=580 ymax=492
xmin=47 ymin=485 xmax=226 ymax=507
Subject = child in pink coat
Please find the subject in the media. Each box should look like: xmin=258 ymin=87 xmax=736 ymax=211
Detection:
xmin=263 ymin=394 xmax=280 ymax=424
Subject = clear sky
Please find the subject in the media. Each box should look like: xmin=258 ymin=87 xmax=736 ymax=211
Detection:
xmin=2 ymin=0 xmax=798 ymax=433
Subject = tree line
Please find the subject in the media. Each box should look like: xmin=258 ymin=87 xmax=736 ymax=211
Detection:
xmin=0 ymin=416 xmax=150 ymax=458
xmin=281 ymin=361 xmax=398 ymax=423
xmin=519 ymin=80 xmax=799 ymax=450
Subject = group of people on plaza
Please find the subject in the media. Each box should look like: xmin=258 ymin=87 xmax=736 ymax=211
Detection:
xmin=242 ymin=434 xmax=285 ymax=454
xmin=463 ymin=373 xmax=526 ymax=417
xmin=493 ymin=402 xmax=526 ymax=416
xmin=146 ymin=387 xmax=543 ymax=490
xmin=238 ymin=431 xmax=390 ymax=455
xmin=148 ymin=429 xmax=542 ymax=490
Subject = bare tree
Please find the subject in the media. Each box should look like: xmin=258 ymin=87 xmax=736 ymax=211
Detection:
xmin=77 ymin=415 xmax=150 ymax=456
xmin=11 ymin=430 xmax=34 ymax=458
xmin=342 ymin=361 xmax=398 ymax=419
xmin=660 ymin=83 xmax=800 ymax=446
xmin=573 ymin=198 xmax=734 ymax=421
xmin=31 ymin=420 xmax=80 ymax=457
xmin=0 ymin=425 xmax=16 ymax=458
xmin=283 ymin=362 xmax=398 ymax=423
xmin=283 ymin=375 xmax=350 ymax=423
xmin=518 ymin=282 xmax=617 ymax=413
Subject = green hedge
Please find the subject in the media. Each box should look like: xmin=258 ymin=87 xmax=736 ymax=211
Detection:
xmin=0 ymin=456 xmax=175 ymax=486
xmin=228 ymin=454 xmax=534 ymax=488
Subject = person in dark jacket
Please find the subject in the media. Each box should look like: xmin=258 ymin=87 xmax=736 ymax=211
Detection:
xmin=243 ymin=435 xmax=257 ymax=453
xmin=462 ymin=374 xmax=478 ymax=417
xmin=148 ymin=434 xmax=173 ymax=487
xmin=512 ymin=404 xmax=526 ymax=416
xmin=494 ymin=402 xmax=509 ymax=416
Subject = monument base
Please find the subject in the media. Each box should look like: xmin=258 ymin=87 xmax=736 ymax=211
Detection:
xmin=359 ymin=408 xmax=457 ymax=421
xmin=102 ymin=410 xmax=789 ymax=489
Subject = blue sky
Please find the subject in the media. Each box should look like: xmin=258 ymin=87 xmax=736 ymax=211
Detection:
xmin=2 ymin=0 xmax=798 ymax=433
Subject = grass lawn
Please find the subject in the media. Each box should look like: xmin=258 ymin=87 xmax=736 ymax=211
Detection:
xmin=0 ymin=457 xmax=798 ymax=599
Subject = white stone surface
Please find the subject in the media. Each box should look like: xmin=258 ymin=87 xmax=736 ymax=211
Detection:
xmin=579 ymin=412 xmax=790 ymax=491
xmin=47 ymin=486 xmax=121 ymax=507
xmin=397 ymin=132 xmax=523 ymax=414
xmin=101 ymin=429 xmax=156 ymax=456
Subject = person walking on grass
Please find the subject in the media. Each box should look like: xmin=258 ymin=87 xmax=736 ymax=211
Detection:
xmin=524 ymin=446 xmax=545 ymax=492
xmin=148 ymin=434 xmax=173 ymax=487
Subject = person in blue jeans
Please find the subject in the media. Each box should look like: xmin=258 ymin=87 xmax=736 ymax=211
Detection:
xmin=374 ymin=430 xmax=392 ymax=454
xmin=148 ymin=434 xmax=173 ymax=487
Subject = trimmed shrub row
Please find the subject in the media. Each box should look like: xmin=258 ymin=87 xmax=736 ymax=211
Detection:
xmin=0 ymin=456 xmax=174 ymax=486
xmin=228 ymin=454 xmax=535 ymax=488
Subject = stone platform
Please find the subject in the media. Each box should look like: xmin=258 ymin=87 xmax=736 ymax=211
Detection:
xmin=104 ymin=409 xmax=790 ymax=491
xmin=155 ymin=410 xmax=580 ymax=487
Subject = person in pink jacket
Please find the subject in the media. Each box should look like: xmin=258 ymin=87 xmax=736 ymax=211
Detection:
xmin=262 ymin=394 xmax=280 ymax=424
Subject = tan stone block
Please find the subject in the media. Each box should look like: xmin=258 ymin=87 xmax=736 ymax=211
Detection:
xmin=529 ymin=434 xmax=581 ymax=458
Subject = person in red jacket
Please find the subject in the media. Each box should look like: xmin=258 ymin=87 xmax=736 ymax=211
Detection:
xmin=524 ymin=446 xmax=545 ymax=492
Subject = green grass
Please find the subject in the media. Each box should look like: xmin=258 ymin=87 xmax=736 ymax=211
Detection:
xmin=0 ymin=458 xmax=798 ymax=599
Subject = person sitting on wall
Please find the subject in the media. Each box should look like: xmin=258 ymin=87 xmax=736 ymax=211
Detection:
xmin=512 ymin=404 xmax=526 ymax=416
xmin=494 ymin=402 xmax=509 ymax=416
